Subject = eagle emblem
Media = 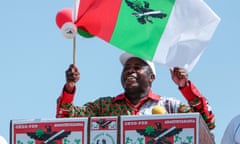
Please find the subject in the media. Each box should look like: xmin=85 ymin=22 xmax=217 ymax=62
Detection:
xmin=26 ymin=126 xmax=71 ymax=144
xmin=135 ymin=122 xmax=183 ymax=144
xmin=125 ymin=0 xmax=167 ymax=24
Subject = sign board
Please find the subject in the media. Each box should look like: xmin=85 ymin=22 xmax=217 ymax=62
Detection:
xmin=89 ymin=116 xmax=118 ymax=144
xmin=10 ymin=118 xmax=88 ymax=144
xmin=120 ymin=113 xmax=214 ymax=144
xmin=10 ymin=113 xmax=214 ymax=144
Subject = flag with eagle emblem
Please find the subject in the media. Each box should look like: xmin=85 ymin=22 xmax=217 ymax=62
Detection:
xmin=59 ymin=0 xmax=220 ymax=71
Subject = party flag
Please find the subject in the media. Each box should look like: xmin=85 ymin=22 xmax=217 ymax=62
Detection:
xmin=58 ymin=0 xmax=220 ymax=71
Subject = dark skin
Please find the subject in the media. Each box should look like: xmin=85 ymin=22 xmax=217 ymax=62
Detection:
xmin=64 ymin=64 xmax=80 ymax=93
xmin=121 ymin=58 xmax=155 ymax=104
xmin=64 ymin=59 xmax=189 ymax=104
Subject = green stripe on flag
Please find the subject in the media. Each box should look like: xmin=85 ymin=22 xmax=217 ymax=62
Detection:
xmin=110 ymin=0 xmax=175 ymax=60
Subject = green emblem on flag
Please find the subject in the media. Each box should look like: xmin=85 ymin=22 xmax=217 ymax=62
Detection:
xmin=125 ymin=0 xmax=167 ymax=24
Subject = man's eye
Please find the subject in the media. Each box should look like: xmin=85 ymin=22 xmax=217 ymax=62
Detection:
xmin=134 ymin=66 xmax=141 ymax=70
xmin=123 ymin=67 xmax=130 ymax=71
xmin=123 ymin=65 xmax=144 ymax=71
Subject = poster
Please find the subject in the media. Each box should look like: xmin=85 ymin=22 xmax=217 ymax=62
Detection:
xmin=89 ymin=116 xmax=118 ymax=144
xmin=121 ymin=114 xmax=200 ymax=144
xmin=11 ymin=118 xmax=88 ymax=144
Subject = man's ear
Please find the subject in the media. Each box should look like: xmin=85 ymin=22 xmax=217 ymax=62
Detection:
xmin=150 ymin=74 xmax=155 ymax=83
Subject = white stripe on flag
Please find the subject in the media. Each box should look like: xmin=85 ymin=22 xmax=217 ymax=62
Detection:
xmin=154 ymin=0 xmax=220 ymax=72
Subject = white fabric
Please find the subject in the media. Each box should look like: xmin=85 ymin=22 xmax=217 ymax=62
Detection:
xmin=138 ymin=97 xmax=181 ymax=115
xmin=0 ymin=136 xmax=8 ymax=144
xmin=154 ymin=0 xmax=220 ymax=72
xmin=221 ymin=115 xmax=240 ymax=144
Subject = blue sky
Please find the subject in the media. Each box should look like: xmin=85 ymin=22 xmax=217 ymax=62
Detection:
xmin=0 ymin=0 xmax=238 ymax=143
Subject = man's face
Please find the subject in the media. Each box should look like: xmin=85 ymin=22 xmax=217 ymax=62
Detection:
xmin=121 ymin=57 xmax=155 ymax=93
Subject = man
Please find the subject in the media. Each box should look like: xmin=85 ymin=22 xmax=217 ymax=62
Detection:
xmin=56 ymin=53 xmax=215 ymax=130
xmin=221 ymin=115 xmax=240 ymax=144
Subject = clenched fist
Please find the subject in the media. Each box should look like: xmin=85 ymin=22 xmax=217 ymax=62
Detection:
xmin=64 ymin=64 xmax=80 ymax=93
xmin=170 ymin=67 xmax=189 ymax=88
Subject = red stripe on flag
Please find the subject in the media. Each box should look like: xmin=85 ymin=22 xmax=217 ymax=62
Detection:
xmin=75 ymin=0 xmax=122 ymax=41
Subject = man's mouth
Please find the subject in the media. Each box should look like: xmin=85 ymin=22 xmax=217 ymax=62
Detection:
xmin=127 ymin=76 xmax=136 ymax=80
xmin=125 ymin=74 xmax=137 ymax=84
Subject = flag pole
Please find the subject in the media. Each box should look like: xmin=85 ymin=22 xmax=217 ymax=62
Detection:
xmin=73 ymin=36 xmax=76 ymax=65
xmin=73 ymin=0 xmax=78 ymax=65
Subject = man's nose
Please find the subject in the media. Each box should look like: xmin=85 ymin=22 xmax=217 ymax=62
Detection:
xmin=126 ymin=67 xmax=135 ymax=74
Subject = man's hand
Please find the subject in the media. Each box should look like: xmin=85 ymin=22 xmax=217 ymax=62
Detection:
xmin=170 ymin=67 xmax=189 ymax=88
xmin=64 ymin=64 xmax=80 ymax=93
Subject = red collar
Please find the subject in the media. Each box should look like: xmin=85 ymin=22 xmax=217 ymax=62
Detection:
xmin=113 ymin=90 xmax=160 ymax=103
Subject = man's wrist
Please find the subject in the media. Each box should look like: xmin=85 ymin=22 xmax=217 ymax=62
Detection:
xmin=64 ymin=82 xmax=75 ymax=93
xmin=179 ymin=80 xmax=190 ymax=89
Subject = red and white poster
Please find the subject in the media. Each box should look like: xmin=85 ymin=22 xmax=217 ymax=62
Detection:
xmin=11 ymin=118 xmax=88 ymax=144
xmin=121 ymin=114 xmax=200 ymax=144
xmin=89 ymin=116 xmax=118 ymax=144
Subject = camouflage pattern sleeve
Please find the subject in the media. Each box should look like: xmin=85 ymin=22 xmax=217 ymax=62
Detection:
xmin=56 ymin=89 xmax=101 ymax=117
xmin=179 ymin=81 xmax=215 ymax=130
xmin=56 ymin=88 xmax=116 ymax=117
